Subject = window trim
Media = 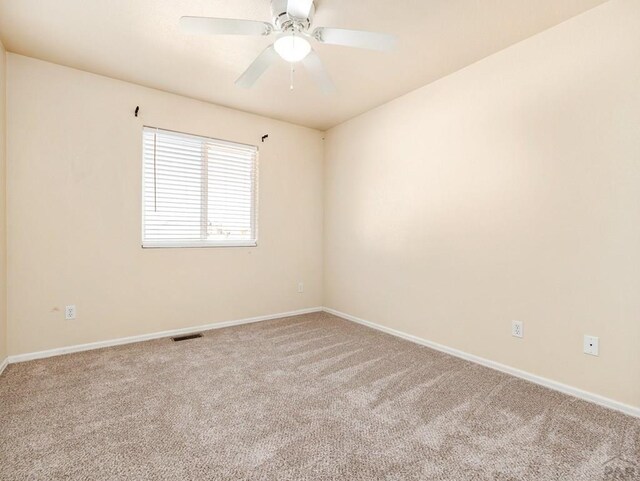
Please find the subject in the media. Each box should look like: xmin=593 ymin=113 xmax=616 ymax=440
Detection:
xmin=141 ymin=126 xmax=259 ymax=249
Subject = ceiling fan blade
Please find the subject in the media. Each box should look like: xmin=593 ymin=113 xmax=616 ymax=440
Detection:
xmin=180 ymin=16 xmax=273 ymax=36
xmin=235 ymin=45 xmax=280 ymax=88
xmin=302 ymin=50 xmax=335 ymax=94
xmin=313 ymin=27 xmax=397 ymax=52
xmin=287 ymin=0 xmax=314 ymax=19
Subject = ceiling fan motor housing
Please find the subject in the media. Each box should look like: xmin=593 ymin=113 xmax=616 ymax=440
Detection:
xmin=271 ymin=0 xmax=315 ymax=32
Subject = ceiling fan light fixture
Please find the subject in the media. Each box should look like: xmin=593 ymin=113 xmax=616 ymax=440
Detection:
xmin=274 ymin=33 xmax=311 ymax=63
xmin=181 ymin=0 xmax=396 ymax=92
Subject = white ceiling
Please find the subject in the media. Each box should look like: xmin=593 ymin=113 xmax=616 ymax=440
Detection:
xmin=0 ymin=0 xmax=608 ymax=130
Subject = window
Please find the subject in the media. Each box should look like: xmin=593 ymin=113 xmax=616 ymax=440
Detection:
xmin=142 ymin=127 xmax=258 ymax=248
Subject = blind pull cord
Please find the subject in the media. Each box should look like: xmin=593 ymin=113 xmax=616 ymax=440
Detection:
xmin=153 ymin=132 xmax=158 ymax=212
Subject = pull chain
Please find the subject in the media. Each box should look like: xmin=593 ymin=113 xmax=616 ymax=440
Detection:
xmin=290 ymin=62 xmax=295 ymax=91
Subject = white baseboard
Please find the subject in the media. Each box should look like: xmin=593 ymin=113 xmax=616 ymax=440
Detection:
xmin=5 ymin=305 xmax=638 ymax=418
xmin=6 ymin=307 xmax=323 ymax=365
xmin=323 ymin=307 xmax=640 ymax=419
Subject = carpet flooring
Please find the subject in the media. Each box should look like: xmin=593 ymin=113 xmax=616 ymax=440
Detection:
xmin=1 ymin=311 xmax=638 ymax=480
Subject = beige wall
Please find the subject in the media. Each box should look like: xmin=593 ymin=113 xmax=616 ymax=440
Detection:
xmin=0 ymin=39 xmax=6 ymax=363
xmin=324 ymin=0 xmax=640 ymax=408
xmin=6 ymin=54 xmax=323 ymax=356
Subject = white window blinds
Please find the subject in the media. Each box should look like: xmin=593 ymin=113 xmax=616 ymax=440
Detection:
xmin=142 ymin=127 xmax=258 ymax=248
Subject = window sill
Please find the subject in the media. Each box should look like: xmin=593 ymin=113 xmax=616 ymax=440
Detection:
xmin=142 ymin=241 xmax=258 ymax=249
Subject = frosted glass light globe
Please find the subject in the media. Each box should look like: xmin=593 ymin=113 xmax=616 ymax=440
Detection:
xmin=274 ymin=33 xmax=311 ymax=63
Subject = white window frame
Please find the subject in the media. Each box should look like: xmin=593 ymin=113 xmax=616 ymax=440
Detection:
xmin=141 ymin=126 xmax=259 ymax=249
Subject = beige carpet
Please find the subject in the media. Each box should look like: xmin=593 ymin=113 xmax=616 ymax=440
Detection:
xmin=1 ymin=312 xmax=638 ymax=480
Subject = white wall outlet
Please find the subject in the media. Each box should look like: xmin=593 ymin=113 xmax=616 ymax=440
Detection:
xmin=584 ymin=335 xmax=599 ymax=356
xmin=297 ymin=282 xmax=304 ymax=293
xmin=512 ymin=320 xmax=523 ymax=338
xmin=65 ymin=305 xmax=76 ymax=320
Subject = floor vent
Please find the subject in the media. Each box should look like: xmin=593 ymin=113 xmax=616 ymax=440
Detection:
xmin=171 ymin=333 xmax=203 ymax=342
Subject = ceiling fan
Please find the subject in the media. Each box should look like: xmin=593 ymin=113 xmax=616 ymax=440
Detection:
xmin=180 ymin=0 xmax=398 ymax=93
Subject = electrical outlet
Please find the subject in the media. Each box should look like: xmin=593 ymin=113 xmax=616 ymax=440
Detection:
xmin=297 ymin=282 xmax=304 ymax=293
xmin=512 ymin=320 xmax=523 ymax=338
xmin=65 ymin=305 xmax=76 ymax=320
xmin=584 ymin=335 xmax=599 ymax=356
